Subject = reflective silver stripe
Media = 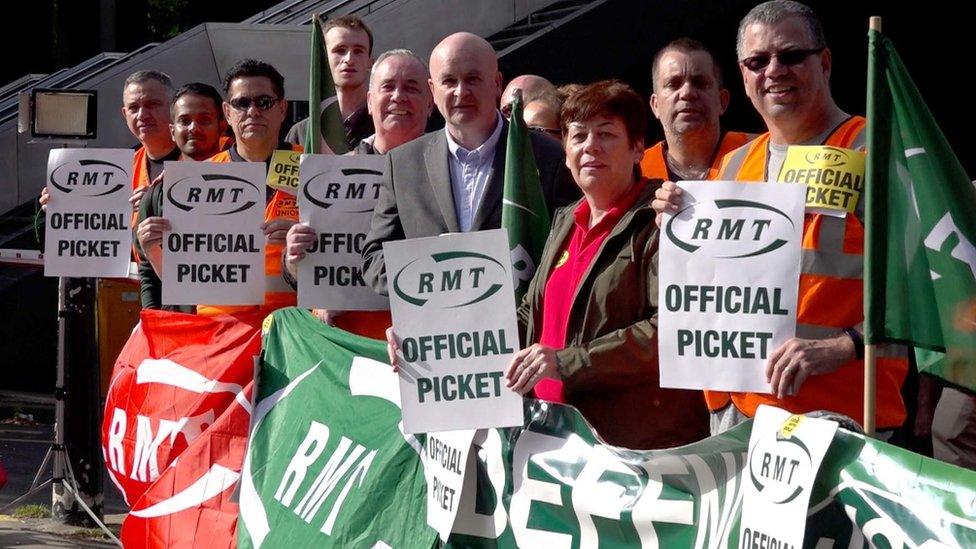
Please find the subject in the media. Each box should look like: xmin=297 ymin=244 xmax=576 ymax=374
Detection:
xmin=815 ymin=214 xmax=848 ymax=253
xmin=801 ymin=248 xmax=863 ymax=279
xmin=718 ymin=143 xmax=751 ymax=179
xmin=796 ymin=323 xmax=840 ymax=339
xmin=266 ymin=274 xmax=295 ymax=294
xmin=849 ymin=126 xmax=867 ymax=151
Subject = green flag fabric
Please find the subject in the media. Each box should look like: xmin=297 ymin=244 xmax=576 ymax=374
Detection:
xmin=237 ymin=308 xmax=976 ymax=547
xmin=237 ymin=308 xmax=435 ymax=548
xmin=501 ymin=90 xmax=552 ymax=301
xmin=305 ymin=15 xmax=349 ymax=155
xmin=864 ymin=29 xmax=976 ymax=391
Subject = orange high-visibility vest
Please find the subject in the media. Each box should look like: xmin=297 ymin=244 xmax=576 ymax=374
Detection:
xmin=640 ymin=132 xmax=752 ymax=180
xmin=710 ymin=116 xmax=908 ymax=428
xmin=196 ymin=145 xmax=301 ymax=326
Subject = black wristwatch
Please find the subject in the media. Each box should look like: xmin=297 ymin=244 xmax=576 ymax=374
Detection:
xmin=842 ymin=327 xmax=865 ymax=359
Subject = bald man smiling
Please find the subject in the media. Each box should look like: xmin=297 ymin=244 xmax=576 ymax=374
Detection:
xmin=361 ymin=32 xmax=579 ymax=295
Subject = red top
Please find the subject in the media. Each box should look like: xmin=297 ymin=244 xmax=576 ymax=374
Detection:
xmin=534 ymin=179 xmax=648 ymax=402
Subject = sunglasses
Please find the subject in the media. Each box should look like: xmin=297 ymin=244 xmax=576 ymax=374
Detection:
xmin=229 ymin=95 xmax=280 ymax=112
xmin=740 ymin=47 xmax=825 ymax=72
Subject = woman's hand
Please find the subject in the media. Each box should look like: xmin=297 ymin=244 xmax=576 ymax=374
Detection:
xmin=651 ymin=180 xmax=682 ymax=228
xmin=505 ymin=344 xmax=561 ymax=394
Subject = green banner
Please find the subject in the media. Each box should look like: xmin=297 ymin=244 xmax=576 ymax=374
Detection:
xmin=865 ymin=29 xmax=976 ymax=391
xmin=237 ymin=308 xmax=436 ymax=548
xmin=241 ymin=308 xmax=976 ymax=547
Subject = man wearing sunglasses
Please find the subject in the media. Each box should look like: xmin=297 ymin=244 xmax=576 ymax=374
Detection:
xmin=193 ymin=59 xmax=302 ymax=325
xmin=642 ymin=38 xmax=751 ymax=182
xmin=653 ymin=0 xmax=908 ymax=437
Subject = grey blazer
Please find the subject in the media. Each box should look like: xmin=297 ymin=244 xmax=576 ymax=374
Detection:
xmin=362 ymin=120 xmax=579 ymax=295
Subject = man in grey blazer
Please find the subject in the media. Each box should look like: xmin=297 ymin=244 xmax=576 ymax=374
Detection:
xmin=362 ymin=32 xmax=579 ymax=295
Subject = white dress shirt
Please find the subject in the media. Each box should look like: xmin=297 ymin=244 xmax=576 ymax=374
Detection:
xmin=445 ymin=112 xmax=504 ymax=232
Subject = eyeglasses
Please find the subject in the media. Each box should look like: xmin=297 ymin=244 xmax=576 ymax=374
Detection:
xmin=740 ymin=47 xmax=825 ymax=72
xmin=530 ymin=126 xmax=561 ymax=138
xmin=228 ymin=95 xmax=280 ymax=112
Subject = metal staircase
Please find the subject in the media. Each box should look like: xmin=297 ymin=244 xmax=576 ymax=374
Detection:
xmin=487 ymin=0 xmax=597 ymax=54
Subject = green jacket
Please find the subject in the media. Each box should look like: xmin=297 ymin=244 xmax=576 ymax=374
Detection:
xmin=518 ymin=179 xmax=709 ymax=449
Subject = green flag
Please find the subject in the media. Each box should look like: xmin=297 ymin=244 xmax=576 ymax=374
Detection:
xmin=305 ymin=15 xmax=349 ymax=155
xmin=237 ymin=308 xmax=436 ymax=548
xmin=501 ymin=90 xmax=551 ymax=301
xmin=865 ymin=29 xmax=976 ymax=391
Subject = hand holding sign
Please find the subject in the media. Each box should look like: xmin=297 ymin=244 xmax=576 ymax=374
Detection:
xmin=504 ymin=343 xmax=560 ymax=394
xmin=651 ymin=180 xmax=682 ymax=228
xmin=766 ymin=333 xmax=857 ymax=398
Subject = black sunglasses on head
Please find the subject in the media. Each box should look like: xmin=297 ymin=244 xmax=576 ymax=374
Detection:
xmin=229 ymin=95 xmax=280 ymax=112
xmin=740 ymin=47 xmax=825 ymax=72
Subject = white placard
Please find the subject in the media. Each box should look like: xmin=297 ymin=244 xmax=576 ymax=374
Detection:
xmin=43 ymin=148 xmax=135 ymax=277
xmin=162 ymin=161 xmax=266 ymax=305
xmin=384 ymin=229 xmax=524 ymax=434
xmin=297 ymin=154 xmax=390 ymax=310
xmin=422 ymin=429 xmax=475 ymax=541
xmin=659 ymin=180 xmax=806 ymax=393
xmin=740 ymin=405 xmax=838 ymax=549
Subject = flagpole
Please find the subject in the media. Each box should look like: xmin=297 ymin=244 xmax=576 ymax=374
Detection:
xmin=864 ymin=15 xmax=882 ymax=437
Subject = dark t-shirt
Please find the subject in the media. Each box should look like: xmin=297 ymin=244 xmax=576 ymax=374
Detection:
xmin=285 ymin=101 xmax=374 ymax=151
xmin=145 ymin=147 xmax=180 ymax=182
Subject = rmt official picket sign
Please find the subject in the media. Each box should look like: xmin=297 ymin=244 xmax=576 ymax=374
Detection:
xmin=297 ymin=154 xmax=390 ymax=310
xmin=44 ymin=148 xmax=135 ymax=278
xmin=162 ymin=161 xmax=266 ymax=306
xmin=384 ymin=229 xmax=523 ymax=434
xmin=658 ymin=180 xmax=807 ymax=393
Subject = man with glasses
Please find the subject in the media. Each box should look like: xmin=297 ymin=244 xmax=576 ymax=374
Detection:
xmin=642 ymin=38 xmax=751 ymax=186
xmin=200 ymin=59 xmax=301 ymax=323
xmin=500 ymin=74 xmax=557 ymax=119
xmin=523 ymin=93 xmax=562 ymax=142
xmin=653 ymin=0 xmax=908 ymax=436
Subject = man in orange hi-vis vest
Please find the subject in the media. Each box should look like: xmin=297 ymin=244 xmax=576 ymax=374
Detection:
xmin=653 ymin=0 xmax=908 ymax=436
xmin=133 ymin=60 xmax=299 ymax=326
xmin=641 ymin=38 xmax=751 ymax=185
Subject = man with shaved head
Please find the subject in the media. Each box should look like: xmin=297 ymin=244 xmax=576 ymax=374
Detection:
xmin=501 ymin=74 xmax=557 ymax=118
xmin=362 ymin=32 xmax=577 ymax=295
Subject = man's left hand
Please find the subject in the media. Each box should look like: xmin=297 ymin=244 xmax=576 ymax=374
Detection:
xmin=766 ymin=334 xmax=856 ymax=398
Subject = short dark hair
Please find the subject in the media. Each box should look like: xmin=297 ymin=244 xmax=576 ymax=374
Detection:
xmin=560 ymin=80 xmax=647 ymax=147
xmin=171 ymin=83 xmax=225 ymax=120
xmin=320 ymin=14 xmax=374 ymax=56
xmin=651 ymin=37 xmax=724 ymax=90
xmin=223 ymin=59 xmax=285 ymax=99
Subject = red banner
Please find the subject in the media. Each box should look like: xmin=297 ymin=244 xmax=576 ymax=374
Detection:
xmin=101 ymin=310 xmax=259 ymax=548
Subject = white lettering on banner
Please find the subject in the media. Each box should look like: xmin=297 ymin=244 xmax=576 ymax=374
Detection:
xmin=108 ymin=408 xmax=127 ymax=475
xmin=274 ymin=420 xmax=377 ymax=536
xmin=687 ymin=454 xmax=743 ymax=549
xmin=924 ymin=213 xmax=976 ymax=281
xmin=632 ymin=456 xmax=695 ymax=549
xmin=130 ymin=416 xmax=179 ymax=482
xmin=107 ymin=408 xmax=217 ymax=482
xmin=451 ymin=429 xmax=508 ymax=538
xmin=509 ymin=431 xmax=574 ymax=549
xmin=572 ymin=445 xmax=640 ymax=549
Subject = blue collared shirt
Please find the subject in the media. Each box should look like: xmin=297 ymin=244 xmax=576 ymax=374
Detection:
xmin=445 ymin=112 xmax=504 ymax=232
